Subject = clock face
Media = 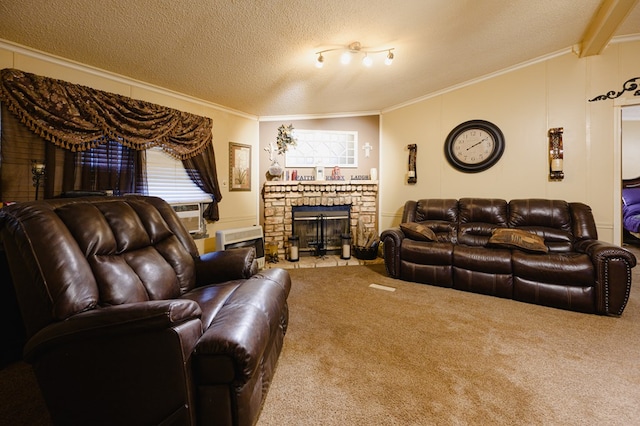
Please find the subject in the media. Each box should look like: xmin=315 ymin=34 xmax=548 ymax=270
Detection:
xmin=444 ymin=120 xmax=505 ymax=173
xmin=452 ymin=129 xmax=495 ymax=165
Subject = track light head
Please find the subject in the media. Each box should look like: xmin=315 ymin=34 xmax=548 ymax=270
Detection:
xmin=385 ymin=50 xmax=394 ymax=65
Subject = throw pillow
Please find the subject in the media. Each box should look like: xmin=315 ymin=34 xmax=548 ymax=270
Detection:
xmin=400 ymin=222 xmax=436 ymax=241
xmin=487 ymin=228 xmax=548 ymax=253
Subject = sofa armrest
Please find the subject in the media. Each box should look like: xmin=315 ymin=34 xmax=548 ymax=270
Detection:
xmin=24 ymin=299 xmax=202 ymax=361
xmin=574 ymin=239 xmax=637 ymax=316
xmin=194 ymin=247 xmax=259 ymax=286
xmin=380 ymin=227 xmax=405 ymax=278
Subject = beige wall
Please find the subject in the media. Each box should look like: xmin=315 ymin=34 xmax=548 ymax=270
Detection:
xmin=0 ymin=41 xmax=260 ymax=253
xmin=379 ymin=39 xmax=640 ymax=243
xmin=622 ymin=114 xmax=640 ymax=180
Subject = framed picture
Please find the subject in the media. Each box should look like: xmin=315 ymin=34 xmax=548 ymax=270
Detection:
xmin=229 ymin=142 xmax=251 ymax=191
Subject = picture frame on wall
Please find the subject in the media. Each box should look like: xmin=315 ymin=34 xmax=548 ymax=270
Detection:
xmin=229 ymin=142 xmax=251 ymax=191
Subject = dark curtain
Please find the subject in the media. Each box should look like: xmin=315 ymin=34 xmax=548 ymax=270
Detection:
xmin=183 ymin=144 xmax=223 ymax=221
xmin=75 ymin=140 xmax=145 ymax=196
xmin=0 ymin=68 xmax=221 ymax=217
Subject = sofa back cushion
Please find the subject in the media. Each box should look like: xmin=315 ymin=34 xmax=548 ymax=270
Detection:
xmin=457 ymin=198 xmax=508 ymax=246
xmin=412 ymin=199 xmax=459 ymax=242
xmin=508 ymin=199 xmax=573 ymax=251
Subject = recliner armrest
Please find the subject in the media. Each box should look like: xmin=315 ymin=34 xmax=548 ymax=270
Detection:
xmin=573 ymin=239 xmax=637 ymax=267
xmin=24 ymin=299 xmax=202 ymax=361
xmin=380 ymin=227 xmax=405 ymax=278
xmin=194 ymin=247 xmax=258 ymax=286
xmin=574 ymin=239 xmax=637 ymax=315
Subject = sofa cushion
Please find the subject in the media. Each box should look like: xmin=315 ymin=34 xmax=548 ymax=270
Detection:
xmin=401 ymin=239 xmax=453 ymax=265
xmin=400 ymin=222 xmax=436 ymax=241
xmin=512 ymin=251 xmax=595 ymax=287
xmin=458 ymin=198 xmax=508 ymax=225
xmin=457 ymin=198 xmax=509 ymax=246
xmin=487 ymin=228 xmax=548 ymax=253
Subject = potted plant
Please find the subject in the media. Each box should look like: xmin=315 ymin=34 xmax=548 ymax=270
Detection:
xmin=265 ymin=124 xmax=297 ymax=179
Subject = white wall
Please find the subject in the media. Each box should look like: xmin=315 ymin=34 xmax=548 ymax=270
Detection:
xmin=379 ymin=38 xmax=640 ymax=243
xmin=622 ymin=114 xmax=640 ymax=179
xmin=0 ymin=40 xmax=260 ymax=253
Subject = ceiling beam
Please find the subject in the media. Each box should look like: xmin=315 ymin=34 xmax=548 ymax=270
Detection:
xmin=579 ymin=0 xmax=639 ymax=57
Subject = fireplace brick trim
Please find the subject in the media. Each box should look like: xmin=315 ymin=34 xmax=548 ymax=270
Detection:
xmin=263 ymin=181 xmax=378 ymax=257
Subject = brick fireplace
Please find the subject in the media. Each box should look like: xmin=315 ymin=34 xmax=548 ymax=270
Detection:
xmin=263 ymin=181 xmax=378 ymax=258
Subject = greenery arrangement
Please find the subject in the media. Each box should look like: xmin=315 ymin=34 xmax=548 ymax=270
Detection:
xmin=275 ymin=124 xmax=297 ymax=155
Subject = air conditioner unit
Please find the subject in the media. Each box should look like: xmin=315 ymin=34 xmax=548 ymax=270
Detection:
xmin=216 ymin=226 xmax=265 ymax=269
xmin=171 ymin=202 xmax=203 ymax=234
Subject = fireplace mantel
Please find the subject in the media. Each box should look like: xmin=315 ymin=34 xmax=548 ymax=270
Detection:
xmin=262 ymin=180 xmax=378 ymax=257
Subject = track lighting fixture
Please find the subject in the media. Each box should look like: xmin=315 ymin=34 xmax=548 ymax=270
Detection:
xmin=315 ymin=41 xmax=395 ymax=68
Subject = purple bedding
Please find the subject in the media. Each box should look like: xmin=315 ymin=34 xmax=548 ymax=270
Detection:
xmin=622 ymin=188 xmax=640 ymax=233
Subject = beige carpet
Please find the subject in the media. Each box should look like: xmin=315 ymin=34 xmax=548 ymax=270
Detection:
xmin=258 ymin=260 xmax=640 ymax=425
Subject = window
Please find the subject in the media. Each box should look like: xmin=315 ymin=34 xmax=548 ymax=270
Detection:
xmin=146 ymin=147 xmax=212 ymax=203
xmin=285 ymin=130 xmax=357 ymax=168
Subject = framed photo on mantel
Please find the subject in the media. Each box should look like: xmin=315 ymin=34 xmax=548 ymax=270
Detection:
xmin=229 ymin=142 xmax=251 ymax=191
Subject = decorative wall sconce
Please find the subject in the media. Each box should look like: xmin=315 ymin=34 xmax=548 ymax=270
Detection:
xmin=315 ymin=41 xmax=395 ymax=68
xmin=548 ymin=128 xmax=564 ymax=181
xmin=407 ymin=144 xmax=417 ymax=184
xmin=31 ymin=160 xmax=46 ymax=200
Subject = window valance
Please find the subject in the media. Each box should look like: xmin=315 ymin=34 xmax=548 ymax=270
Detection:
xmin=0 ymin=68 xmax=212 ymax=160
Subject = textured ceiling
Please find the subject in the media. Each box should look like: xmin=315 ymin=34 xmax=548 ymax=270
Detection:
xmin=0 ymin=0 xmax=639 ymax=118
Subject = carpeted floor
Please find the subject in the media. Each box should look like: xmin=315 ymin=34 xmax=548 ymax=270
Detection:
xmin=257 ymin=254 xmax=640 ymax=425
xmin=2 ymin=247 xmax=639 ymax=425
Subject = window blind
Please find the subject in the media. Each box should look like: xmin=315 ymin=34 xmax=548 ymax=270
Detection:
xmin=146 ymin=147 xmax=212 ymax=203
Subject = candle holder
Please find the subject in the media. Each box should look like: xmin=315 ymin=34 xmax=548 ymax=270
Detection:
xmin=548 ymin=128 xmax=564 ymax=181
xmin=341 ymin=234 xmax=352 ymax=260
xmin=31 ymin=160 xmax=46 ymax=200
xmin=288 ymin=236 xmax=299 ymax=262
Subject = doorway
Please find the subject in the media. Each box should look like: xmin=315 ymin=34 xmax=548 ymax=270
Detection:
xmin=615 ymin=101 xmax=640 ymax=246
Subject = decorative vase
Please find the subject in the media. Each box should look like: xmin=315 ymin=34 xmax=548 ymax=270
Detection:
xmin=268 ymin=160 xmax=284 ymax=180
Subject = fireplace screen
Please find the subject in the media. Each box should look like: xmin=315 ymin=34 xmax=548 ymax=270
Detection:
xmin=292 ymin=205 xmax=351 ymax=256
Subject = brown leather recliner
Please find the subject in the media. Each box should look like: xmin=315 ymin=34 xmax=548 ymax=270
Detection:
xmin=0 ymin=195 xmax=290 ymax=425
xmin=381 ymin=198 xmax=636 ymax=316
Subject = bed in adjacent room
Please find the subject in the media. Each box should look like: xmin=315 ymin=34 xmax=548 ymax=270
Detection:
xmin=622 ymin=177 xmax=640 ymax=244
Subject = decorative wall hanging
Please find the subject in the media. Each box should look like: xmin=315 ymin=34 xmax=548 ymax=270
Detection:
xmin=408 ymin=144 xmax=417 ymax=184
xmin=548 ymin=127 xmax=564 ymax=181
xmin=229 ymin=142 xmax=251 ymax=191
xmin=588 ymin=77 xmax=640 ymax=102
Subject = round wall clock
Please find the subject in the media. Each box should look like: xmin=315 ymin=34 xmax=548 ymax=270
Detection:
xmin=444 ymin=119 xmax=505 ymax=173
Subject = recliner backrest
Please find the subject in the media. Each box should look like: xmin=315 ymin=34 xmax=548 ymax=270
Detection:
xmin=458 ymin=198 xmax=508 ymax=246
xmin=508 ymin=199 xmax=574 ymax=252
xmin=0 ymin=195 xmax=199 ymax=338
xmin=411 ymin=199 xmax=459 ymax=243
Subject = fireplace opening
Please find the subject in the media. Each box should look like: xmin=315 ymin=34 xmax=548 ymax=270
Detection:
xmin=292 ymin=205 xmax=351 ymax=256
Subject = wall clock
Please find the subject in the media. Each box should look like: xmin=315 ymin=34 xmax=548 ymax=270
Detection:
xmin=444 ymin=120 xmax=505 ymax=173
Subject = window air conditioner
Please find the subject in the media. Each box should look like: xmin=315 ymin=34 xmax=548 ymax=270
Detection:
xmin=170 ymin=202 xmax=203 ymax=234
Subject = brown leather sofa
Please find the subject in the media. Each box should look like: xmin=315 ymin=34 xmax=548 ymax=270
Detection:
xmin=0 ymin=195 xmax=290 ymax=425
xmin=381 ymin=198 xmax=636 ymax=316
